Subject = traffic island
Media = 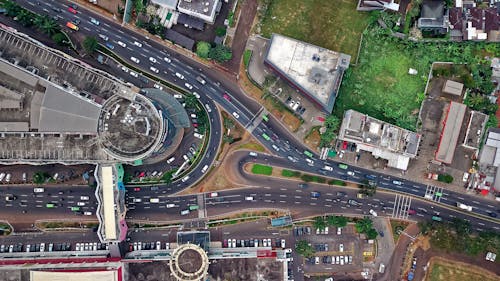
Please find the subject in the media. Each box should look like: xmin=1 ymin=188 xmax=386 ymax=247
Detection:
xmin=35 ymin=220 xmax=98 ymax=231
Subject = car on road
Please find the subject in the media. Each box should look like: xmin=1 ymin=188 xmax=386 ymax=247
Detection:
xmin=149 ymin=57 xmax=157 ymax=63
xmin=201 ymin=165 xmax=209 ymax=173
xmin=105 ymin=42 xmax=114 ymax=49
xmin=457 ymin=203 xmax=472 ymax=211
xmin=164 ymin=57 xmax=171 ymax=63
xmin=181 ymin=175 xmax=190 ymax=182
xmin=347 ymin=171 xmax=355 ymax=176
xmin=392 ymin=180 xmax=402 ymax=185
xmin=365 ymin=174 xmax=377 ymax=180
xmin=223 ymin=93 xmax=231 ymax=101
xmin=184 ymin=83 xmax=193 ymax=90
xmin=34 ymin=187 xmax=44 ymax=193
xmin=149 ymin=66 xmax=159 ymax=73
xmin=131 ymin=57 xmax=140 ymax=64
xmin=153 ymin=83 xmax=163 ymax=90
xmin=196 ymin=76 xmax=206 ymax=85
xmin=98 ymin=34 xmax=108 ymax=41
xmin=310 ymin=191 xmax=321 ymax=198
xmin=232 ymin=112 xmax=240 ymax=119
xmin=84 ymin=212 xmax=92 ymax=216
xmin=369 ymin=209 xmax=378 ymax=216
xmin=323 ymin=165 xmax=333 ymax=171
xmin=133 ymin=41 xmax=143 ymax=47
xmin=130 ymin=71 xmax=138 ymax=78
xmin=408 ymin=209 xmax=417 ymax=215
xmin=68 ymin=7 xmax=77 ymax=14
xmin=204 ymin=104 xmax=212 ymax=112
xmin=298 ymin=183 xmax=308 ymax=189
xmin=90 ymin=18 xmax=100 ymax=25
xmin=488 ymin=212 xmax=498 ymax=217
xmin=245 ymin=196 xmax=254 ymax=201
xmin=80 ymin=196 xmax=89 ymax=201
xmin=175 ymin=72 xmax=184 ymax=79
xmin=272 ymin=144 xmax=280 ymax=151
xmin=249 ymin=152 xmax=258 ymax=157
xmin=117 ymin=41 xmax=126 ymax=48
xmin=77 ymin=202 xmax=85 ymax=206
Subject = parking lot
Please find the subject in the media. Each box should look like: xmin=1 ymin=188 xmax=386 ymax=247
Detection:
xmin=292 ymin=224 xmax=363 ymax=276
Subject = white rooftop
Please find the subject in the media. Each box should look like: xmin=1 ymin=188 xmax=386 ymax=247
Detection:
xmin=265 ymin=34 xmax=350 ymax=112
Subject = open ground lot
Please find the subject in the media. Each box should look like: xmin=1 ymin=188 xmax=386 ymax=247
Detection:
xmin=259 ymin=0 xmax=370 ymax=61
xmin=425 ymin=257 xmax=500 ymax=281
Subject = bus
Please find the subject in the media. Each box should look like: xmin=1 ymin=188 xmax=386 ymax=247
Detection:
xmin=262 ymin=133 xmax=271 ymax=141
xmin=431 ymin=216 xmax=442 ymax=222
xmin=66 ymin=21 xmax=79 ymax=31
xmin=304 ymin=150 xmax=313 ymax=158
xmin=46 ymin=203 xmax=55 ymax=208
xmin=338 ymin=163 xmax=348 ymax=170
xmin=189 ymin=205 xmax=199 ymax=211
xmin=262 ymin=114 xmax=269 ymax=122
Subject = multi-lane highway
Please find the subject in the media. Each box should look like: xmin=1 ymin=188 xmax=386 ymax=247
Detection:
xmin=12 ymin=0 xmax=500 ymax=228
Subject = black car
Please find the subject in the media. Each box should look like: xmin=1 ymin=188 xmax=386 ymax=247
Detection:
xmin=488 ymin=212 xmax=498 ymax=218
xmin=72 ymin=19 xmax=81 ymax=25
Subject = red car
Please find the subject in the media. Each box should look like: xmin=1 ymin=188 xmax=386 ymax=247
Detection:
xmin=408 ymin=209 xmax=417 ymax=215
xmin=68 ymin=7 xmax=77 ymax=14
xmin=133 ymin=187 xmax=141 ymax=192
xmin=223 ymin=93 xmax=231 ymax=101
xmin=342 ymin=141 xmax=348 ymax=150
xmin=138 ymin=171 xmax=146 ymax=178
xmin=192 ymin=123 xmax=198 ymax=128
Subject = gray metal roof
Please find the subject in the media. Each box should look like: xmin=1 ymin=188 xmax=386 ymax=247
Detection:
xmin=38 ymin=84 xmax=101 ymax=133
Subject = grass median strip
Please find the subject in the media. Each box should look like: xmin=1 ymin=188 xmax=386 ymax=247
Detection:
xmin=282 ymin=169 xmax=301 ymax=177
xmin=251 ymin=164 xmax=273 ymax=175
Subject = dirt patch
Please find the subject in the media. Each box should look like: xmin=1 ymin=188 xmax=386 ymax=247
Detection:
xmin=425 ymin=256 xmax=500 ymax=281
xmin=208 ymin=257 xmax=283 ymax=281
xmin=304 ymin=127 xmax=321 ymax=149
xmin=389 ymin=220 xmax=410 ymax=243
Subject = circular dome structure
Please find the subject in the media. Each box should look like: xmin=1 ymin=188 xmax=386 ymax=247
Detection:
xmin=98 ymin=94 xmax=164 ymax=162
xmin=169 ymin=243 xmax=209 ymax=281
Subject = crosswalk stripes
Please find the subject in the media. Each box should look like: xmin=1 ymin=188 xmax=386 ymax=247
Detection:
xmin=424 ymin=185 xmax=444 ymax=203
xmin=391 ymin=194 xmax=412 ymax=220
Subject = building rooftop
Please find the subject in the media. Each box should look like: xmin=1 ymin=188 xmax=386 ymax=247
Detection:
xmin=421 ymin=0 xmax=445 ymax=19
xmin=177 ymin=0 xmax=220 ymax=23
xmin=264 ymin=34 xmax=350 ymax=113
xmin=164 ymin=29 xmax=195 ymax=50
xmin=338 ymin=110 xmax=421 ymax=170
xmin=151 ymin=0 xmax=179 ymax=9
xmin=435 ymin=101 xmax=467 ymax=164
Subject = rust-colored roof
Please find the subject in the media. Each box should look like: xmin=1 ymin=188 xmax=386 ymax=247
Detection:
xmin=449 ymin=8 xmax=463 ymax=30
xmin=485 ymin=8 xmax=500 ymax=32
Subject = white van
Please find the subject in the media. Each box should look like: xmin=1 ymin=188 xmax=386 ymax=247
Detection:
xmin=245 ymin=196 xmax=254 ymax=201
xmin=34 ymin=187 xmax=44 ymax=193
xmin=180 ymin=209 xmax=190 ymax=215
xmin=167 ymin=157 xmax=175 ymax=164
xmin=166 ymin=204 xmax=175 ymax=208
xmin=150 ymin=198 xmax=160 ymax=203
xmin=323 ymin=165 xmax=333 ymax=171
xmin=194 ymin=133 xmax=204 ymax=139
xmin=182 ymin=175 xmax=190 ymax=182
xmin=249 ymin=152 xmax=258 ymax=157
xmin=84 ymin=212 xmax=93 ymax=216
xmin=305 ymin=158 xmax=314 ymax=166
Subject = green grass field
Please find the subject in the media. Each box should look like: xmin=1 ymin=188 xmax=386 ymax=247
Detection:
xmin=251 ymin=164 xmax=273 ymax=175
xmin=260 ymin=0 xmax=371 ymax=61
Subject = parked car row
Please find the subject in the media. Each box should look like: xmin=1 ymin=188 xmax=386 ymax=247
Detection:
xmin=223 ymin=238 xmax=286 ymax=248
xmin=0 ymin=242 xmax=73 ymax=253
xmin=294 ymin=226 xmax=312 ymax=236
xmin=129 ymin=241 xmax=168 ymax=251
xmin=75 ymin=242 xmax=107 ymax=251
xmin=309 ymin=255 xmax=352 ymax=265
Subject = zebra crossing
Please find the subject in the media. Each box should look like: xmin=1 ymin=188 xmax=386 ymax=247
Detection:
xmin=391 ymin=194 xmax=412 ymax=220
xmin=424 ymin=185 xmax=444 ymax=203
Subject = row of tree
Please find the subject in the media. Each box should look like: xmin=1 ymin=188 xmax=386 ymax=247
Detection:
xmin=196 ymin=41 xmax=232 ymax=63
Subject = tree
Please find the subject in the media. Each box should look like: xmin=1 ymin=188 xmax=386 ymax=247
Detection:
xmin=4 ymin=1 xmax=21 ymax=17
xmin=196 ymin=41 xmax=211 ymax=59
xmin=313 ymin=216 xmax=326 ymax=231
xmin=320 ymin=115 xmax=341 ymax=147
xmin=161 ymin=170 xmax=176 ymax=184
xmin=41 ymin=18 xmax=59 ymax=36
xmin=52 ymin=33 xmax=67 ymax=45
xmin=33 ymin=172 xmax=49 ymax=184
xmin=33 ymin=14 xmax=47 ymax=29
xmin=215 ymin=27 xmax=227 ymax=36
xmin=355 ymin=217 xmax=373 ymax=234
xmin=16 ymin=9 xmax=33 ymax=27
xmin=327 ymin=215 xmax=348 ymax=227
xmin=208 ymin=45 xmax=232 ymax=63
xmin=184 ymin=94 xmax=197 ymax=108
xmin=366 ymin=228 xmax=379 ymax=239
xmin=223 ymin=117 xmax=235 ymax=130
xmin=295 ymin=240 xmax=314 ymax=258
xmin=83 ymin=36 xmax=99 ymax=54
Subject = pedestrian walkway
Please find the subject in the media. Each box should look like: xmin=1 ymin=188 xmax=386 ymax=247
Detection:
xmin=423 ymin=185 xmax=444 ymax=203
xmin=197 ymin=194 xmax=206 ymax=219
xmin=391 ymin=194 xmax=412 ymax=220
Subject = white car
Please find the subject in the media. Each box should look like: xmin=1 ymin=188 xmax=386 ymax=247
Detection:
xmin=149 ymin=66 xmax=159 ymax=73
xmin=133 ymin=41 xmax=142 ymax=47
xmin=184 ymin=83 xmax=193 ymax=90
xmin=369 ymin=209 xmax=378 ymax=216
xmin=323 ymin=165 xmax=333 ymax=171
xmin=262 ymin=239 xmax=267 ymax=247
xmin=153 ymin=83 xmax=163 ymax=90
xmin=245 ymin=196 xmax=254 ymax=201
xmin=131 ymin=57 xmax=140 ymax=64
xmin=232 ymin=112 xmax=240 ymax=119
xmin=205 ymin=104 xmax=212 ymax=112
xmin=121 ymin=66 xmax=129 ymax=73
xmin=130 ymin=71 xmax=138 ymax=78
xmin=164 ymin=57 xmax=171 ymax=63
xmin=392 ymin=180 xmax=402 ymax=185
xmin=84 ymin=211 xmax=92 ymax=216
xmin=166 ymin=204 xmax=175 ymax=208
xmin=193 ymin=92 xmax=200 ymax=99
xmin=5 ymin=173 xmax=11 ymax=182
xmin=34 ymin=187 xmax=44 ymax=193
xmin=80 ymin=196 xmax=89 ymax=201
xmin=347 ymin=171 xmax=355 ymax=176
xmin=337 ymin=227 xmax=342 ymax=235
xmin=117 ymin=41 xmax=126 ymax=47
xmin=281 ymin=239 xmax=286 ymax=248
xmin=156 ymin=241 xmax=161 ymax=250
xmin=77 ymin=202 xmax=85 ymax=206
xmin=149 ymin=57 xmax=157 ymax=63
xmin=175 ymin=72 xmax=184 ymax=79
xmin=0 ymin=173 xmax=5 ymax=181
xmin=339 ymin=244 xmax=344 ymax=252
xmin=76 ymin=243 xmax=80 ymax=251
xmin=90 ymin=18 xmax=99 ymax=25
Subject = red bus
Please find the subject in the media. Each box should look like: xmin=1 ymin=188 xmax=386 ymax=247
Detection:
xmin=66 ymin=22 xmax=79 ymax=31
